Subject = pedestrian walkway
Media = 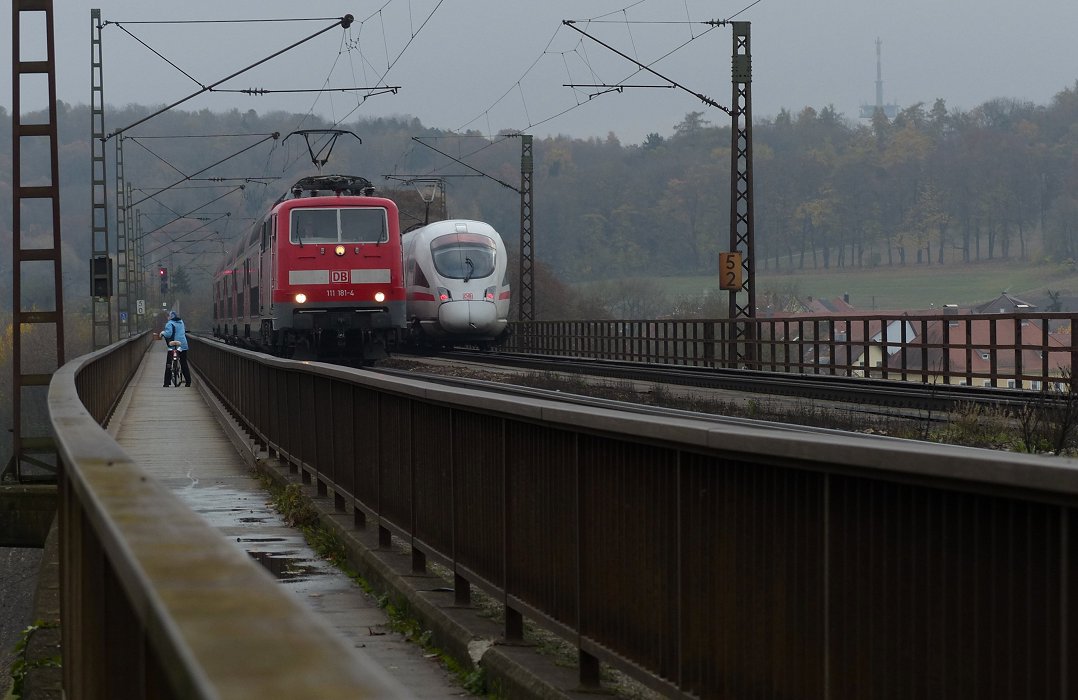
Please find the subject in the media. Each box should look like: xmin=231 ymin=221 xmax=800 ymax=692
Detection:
xmin=107 ymin=346 xmax=466 ymax=698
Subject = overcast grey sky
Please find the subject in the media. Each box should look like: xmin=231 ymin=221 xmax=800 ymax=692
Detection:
xmin=4 ymin=1 xmax=1078 ymax=144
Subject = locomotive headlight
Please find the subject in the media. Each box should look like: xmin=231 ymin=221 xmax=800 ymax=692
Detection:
xmin=437 ymin=287 xmax=452 ymax=302
xmin=334 ymin=244 xmax=346 ymax=256
xmin=295 ymin=293 xmax=308 ymax=304
xmin=484 ymin=286 xmax=496 ymax=301
xmin=374 ymin=291 xmax=386 ymax=303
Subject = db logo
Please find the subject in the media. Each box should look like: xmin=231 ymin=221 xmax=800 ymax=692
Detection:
xmin=330 ymin=270 xmax=349 ymax=283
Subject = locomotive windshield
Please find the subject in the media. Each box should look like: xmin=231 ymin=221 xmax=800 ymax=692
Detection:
xmin=290 ymin=207 xmax=387 ymax=245
xmin=430 ymin=233 xmax=496 ymax=281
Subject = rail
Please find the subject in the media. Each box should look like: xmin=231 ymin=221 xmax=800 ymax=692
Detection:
xmin=506 ymin=311 xmax=1078 ymax=390
xmin=192 ymin=335 xmax=1078 ymax=698
xmin=46 ymin=333 xmax=404 ymax=698
xmin=439 ymin=349 xmax=1073 ymax=414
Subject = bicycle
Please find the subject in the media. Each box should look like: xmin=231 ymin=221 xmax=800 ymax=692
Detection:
xmin=167 ymin=340 xmax=182 ymax=387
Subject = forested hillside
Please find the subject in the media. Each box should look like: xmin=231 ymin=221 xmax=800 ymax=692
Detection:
xmin=2 ymin=82 xmax=1078 ymax=321
xmin=3 ymin=86 xmax=1078 ymax=465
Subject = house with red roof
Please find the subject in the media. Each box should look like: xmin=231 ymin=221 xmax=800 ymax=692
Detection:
xmin=779 ymin=294 xmax=1073 ymax=388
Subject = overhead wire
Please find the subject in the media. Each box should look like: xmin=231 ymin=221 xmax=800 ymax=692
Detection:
xmin=726 ymin=0 xmax=766 ymax=21
xmin=622 ymin=9 xmax=642 ymax=64
xmin=110 ymin=0 xmax=759 ymax=205
xmin=146 ymin=0 xmax=736 ymax=219
xmin=589 ymin=0 xmax=652 ymax=20
xmin=412 ymin=8 xmax=642 ymax=177
xmin=453 ymin=26 xmax=563 ymax=135
xmin=99 ymin=17 xmax=360 ymax=271
xmin=128 ymin=132 xmax=280 ymax=139
xmin=128 ymin=137 xmax=188 ymax=179
xmin=107 ymin=12 xmax=399 ymax=207
xmin=128 ymin=134 xmax=278 ymax=208
xmin=683 ymin=0 xmax=698 ymax=39
xmin=111 ymin=23 xmax=205 ymax=90
xmin=404 ymin=0 xmax=768 ymax=193
xmin=347 ymin=0 xmax=445 ymax=116
xmin=562 ymin=20 xmax=729 ymax=114
xmin=130 ymin=180 xmax=269 ymax=225
xmin=105 ymin=17 xmax=343 ymax=25
xmin=272 ymin=0 xmax=446 ymax=179
xmin=142 ymin=213 xmax=232 ymax=258
xmin=410 ymin=137 xmax=519 ymax=192
xmin=137 ymin=186 xmax=246 ymax=242
xmin=124 ymin=1 xmax=759 ymax=265
xmin=214 ymin=87 xmax=398 ymax=95
xmin=452 ymin=0 xmax=765 ymax=141
xmin=566 ymin=20 xmax=710 ymax=24
xmin=105 ymin=16 xmax=352 ymax=140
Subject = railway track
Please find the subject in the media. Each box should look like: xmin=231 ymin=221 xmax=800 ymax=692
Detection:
xmin=373 ymin=352 xmax=950 ymax=434
xmin=201 ymin=332 xmax=1070 ymax=419
xmin=368 ymin=362 xmax=866 ymax=438
xmin=367 ymin=349 xmax=1078 ymax=452
xmin=202 ymin=336 xmax=1072 ymax=443
xmin=414 ymin=349 xmax=1072 ymax=415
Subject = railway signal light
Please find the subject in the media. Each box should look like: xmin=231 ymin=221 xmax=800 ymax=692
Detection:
xmin=91 ymin=255 xmax=113 ymax=298
xmin=158 ymin=267 xmax=169 ymax=294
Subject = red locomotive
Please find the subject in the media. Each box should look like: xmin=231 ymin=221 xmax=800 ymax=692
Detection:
xmin=212 ymin=174 xmax=406 ymax=359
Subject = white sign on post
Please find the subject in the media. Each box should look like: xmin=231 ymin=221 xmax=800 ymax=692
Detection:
xmin=136 ymin=299 xmax=146 ymax=315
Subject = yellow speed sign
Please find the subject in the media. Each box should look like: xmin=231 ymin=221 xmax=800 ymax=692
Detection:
xmin=719 ymin=252 xmax=743 ymax=290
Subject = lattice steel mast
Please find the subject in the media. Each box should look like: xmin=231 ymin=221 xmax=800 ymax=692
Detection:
xmin=134 ymin=207 xmax=144 ymax=332
xmin=727 ymin=22 xmax=756 ymax=365
xmin=128 ymin=183 xmax=139 ymax=331
xmin=518 ymin=135 xmax=535 ymax=321
xmin=116 ymin=136 xmax=130 ymax=337
xmin=90 ymin=8 xmax=112 ymax=348
xmin=6 ymin=0 xmax=67 ymax=481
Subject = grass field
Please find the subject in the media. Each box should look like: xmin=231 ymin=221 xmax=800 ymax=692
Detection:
xmin=658 ymin=259 xmax=1078 ymax=312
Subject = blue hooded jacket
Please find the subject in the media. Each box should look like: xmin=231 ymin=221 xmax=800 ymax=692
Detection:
xmin=162 ymin=310 xmax=188 ymax=351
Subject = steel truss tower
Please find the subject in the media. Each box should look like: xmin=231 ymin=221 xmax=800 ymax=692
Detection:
xmin=90 ymin=8 xmax=112 ymax=348
xmin=116 ymin=136 xmax=130 ymax=337
xmin=518 ymin=135 xmax=535 ymax=321
xmin=6 ymin=0 xmax=67 ymax=481
xmin=727 ymin=22 xmax=756 ymax=366
xmin=135 ymin=207 xmax=144 ymax=332
xmin=128 ymin=183 xmax=139 ymax=332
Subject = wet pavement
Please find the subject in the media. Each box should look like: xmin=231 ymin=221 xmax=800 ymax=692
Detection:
xmin=0 ymin=547 xmax=43 ymax=697
xmin=107 ymin=350 xmax=466 ymax=697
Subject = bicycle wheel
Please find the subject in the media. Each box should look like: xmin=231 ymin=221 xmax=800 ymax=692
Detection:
xmin=171 ymin=358 xmax=182 ymax=386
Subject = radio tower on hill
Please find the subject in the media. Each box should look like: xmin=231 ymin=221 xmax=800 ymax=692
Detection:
xmin=859 ymin=37 xmax=899 ymax=119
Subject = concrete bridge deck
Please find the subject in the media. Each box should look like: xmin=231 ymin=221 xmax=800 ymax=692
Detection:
xmin=102 ymin=347 xmax=466 ymax=698
xmin=10 ymin=341 xmax=623 ymax=699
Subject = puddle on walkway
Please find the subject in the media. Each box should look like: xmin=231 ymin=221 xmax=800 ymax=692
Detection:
xmin=247 ymin=550 xmax=323 ymax=582
xmin=178 ymin=485 xmax=270 ymax=530
xmin=173 ymin=483 xmax=339 ymax=592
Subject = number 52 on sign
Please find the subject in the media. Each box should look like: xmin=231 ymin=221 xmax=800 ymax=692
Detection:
xmin=719 ymin=252 xmax=743 ymax=290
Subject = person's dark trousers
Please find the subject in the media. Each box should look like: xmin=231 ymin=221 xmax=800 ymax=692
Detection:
xmin=162 ymin=350 xmax=192 ymax=386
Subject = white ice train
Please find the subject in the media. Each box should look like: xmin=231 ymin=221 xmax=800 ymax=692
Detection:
xmin=402 ymin=219 xmax=511 ymax=347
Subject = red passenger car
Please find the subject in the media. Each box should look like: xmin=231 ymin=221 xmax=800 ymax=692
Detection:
xmin=213 ymin=174 xmax=406 ymax=359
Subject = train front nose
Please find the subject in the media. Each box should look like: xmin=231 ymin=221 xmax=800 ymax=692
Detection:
xmin=438 ymin=300 xmax=498 ymax=334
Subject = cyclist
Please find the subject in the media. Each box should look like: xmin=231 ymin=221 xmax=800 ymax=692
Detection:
xmin=161 ymin=309 xmax=191 ymax=387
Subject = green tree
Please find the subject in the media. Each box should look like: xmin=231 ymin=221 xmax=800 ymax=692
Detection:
xmin=171 ymin=266 xmax=192 ymax=295
xmin=673 ymin=111 xmax=710 ymax=137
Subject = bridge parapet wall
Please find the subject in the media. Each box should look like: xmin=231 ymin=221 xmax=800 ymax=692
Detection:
xmin=46 ymin=332 xmax=404 ymax=699
xmin=192 ymin=335 xmax=1078 ymax=699
xmin=508 ymin=312 xmax=1078 ymax=391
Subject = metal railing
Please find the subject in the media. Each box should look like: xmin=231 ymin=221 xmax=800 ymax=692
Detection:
xmin=47 ymin=333 xmax=406 ymax=699
xmin=193 ymin=335 xmax=1078 ymax=699
xmin=507 ymin=312 xmax=1078 ymax=390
